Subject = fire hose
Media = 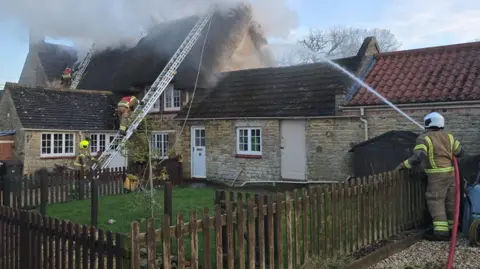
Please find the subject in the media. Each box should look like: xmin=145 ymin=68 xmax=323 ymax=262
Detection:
xmin=446 ymin=156 xmax=460 ymax=269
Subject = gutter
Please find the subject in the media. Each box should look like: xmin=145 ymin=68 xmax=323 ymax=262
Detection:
xmin=174 ymin=115 xmax=361 ymax=121
xmin=360 ymin=107 xmax=368 ymax=140
xmin=340 ymin=100 xmax=480 ymax=110
xmin=21 ymin=128 xmax=118 ymax=133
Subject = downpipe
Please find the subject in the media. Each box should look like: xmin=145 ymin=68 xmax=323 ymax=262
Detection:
xmin=446 ymin=156 xmax=461 ymax=269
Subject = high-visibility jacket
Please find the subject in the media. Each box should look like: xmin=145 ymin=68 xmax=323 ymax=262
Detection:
xmin=74 ymin=148 xmax=94 ymax=168
xmin=62 ymin=68 xmax=72 ymax=77
xmin=400 ymin=130 xmax=464 ymax=174
xmin=117 ymin=96 xmax=140 ymax=110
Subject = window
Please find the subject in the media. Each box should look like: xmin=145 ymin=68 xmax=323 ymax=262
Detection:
xmin=164 ymin=85 xmax=181 ymax=111
xmin=144 ymin=86 xmax=161 ymax=113
xmin=151 ymin=133 xmax=169 ymax=159
xmin=40 ymin=133 xmax=75 ymax=157
xmin=89 ymin=133 xmax=115 ymax=155
xmin=236 ymin=128 xmax=262 ymax=155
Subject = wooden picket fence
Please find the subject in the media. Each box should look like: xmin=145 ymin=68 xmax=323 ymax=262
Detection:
xmin=1 ymin=168 xmax=126 ymax=210
xmin=131 ymin=170 xmax=427 ymax=269
xmin=0 ymin=206 xmax=130 ymax=269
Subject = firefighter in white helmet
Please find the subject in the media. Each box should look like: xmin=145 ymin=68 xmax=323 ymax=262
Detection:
xmin=395 ymin=112 xmax=464 ymax=241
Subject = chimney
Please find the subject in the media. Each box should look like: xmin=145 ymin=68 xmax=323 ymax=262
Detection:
xmin=29 ymin=27 xmax=45 ymax=52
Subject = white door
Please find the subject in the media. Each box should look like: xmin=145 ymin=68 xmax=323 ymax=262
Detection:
xmin=191 ymin=127 xmax=206 ymax=178
xmin=280 ymin=120 xmax=307 ymax=180
xmin=106 ymin=135 xmax=128 ymax=169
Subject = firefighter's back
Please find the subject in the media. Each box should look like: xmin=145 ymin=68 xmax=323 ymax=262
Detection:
xmin=422 ymin=130 xmax=454 ymax=168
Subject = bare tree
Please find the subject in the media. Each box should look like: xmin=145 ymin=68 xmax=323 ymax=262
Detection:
xmin=282 ymin=26 xmax=402 ymax=64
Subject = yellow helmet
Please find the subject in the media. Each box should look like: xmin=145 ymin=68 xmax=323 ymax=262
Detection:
xmin=79 ymin=140 xmax=90 ymax=149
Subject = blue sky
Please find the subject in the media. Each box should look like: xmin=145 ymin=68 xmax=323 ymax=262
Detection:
xmin=1 ymin=0 xmax=479 ymax=89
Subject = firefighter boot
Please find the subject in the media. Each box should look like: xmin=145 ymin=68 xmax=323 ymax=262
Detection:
xmin=424 ymin=228 xmax=450 ymax=241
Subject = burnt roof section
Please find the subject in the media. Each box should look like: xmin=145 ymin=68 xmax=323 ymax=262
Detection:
xmin=38 ymin=43 xmax=78 ymax=82
xmin=5 ymin=83 xmax=118 ymax=131
xmin=77 ymin=5 xmax=252 ymax=92
xmin=176 ymin=56 xmax=363 ymax=118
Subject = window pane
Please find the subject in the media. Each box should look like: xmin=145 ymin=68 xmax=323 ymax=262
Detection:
xmin=65 ymin=134 xmax=74 ymax=153
xmin=90 ymin=134 xmax=98 ymax=153
xmin=238 ymin=129 xmax=249 ymax=151
xmin=173 ymin=90 xmax=180 ymax=107
xmin=41 ymin=134 xmax=51 ymax=154
xmin=53 ymin=134 xmax=63 ymax=154
xmin=250 ymin=129 xmax=261 ymax=152
xmin=99 ymin=134 xmax=106 ymax=152
xmin=164 ymin=88 xmax=172 ymax=108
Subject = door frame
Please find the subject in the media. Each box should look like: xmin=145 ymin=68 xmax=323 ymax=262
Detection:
xmin=190 ymin=126 xmax=206 ymax=178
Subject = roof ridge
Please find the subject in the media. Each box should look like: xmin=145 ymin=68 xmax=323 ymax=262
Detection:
xmin=218 ymin=55 xmax=361 ymax=75
xmin=6 ymin=83 xmax=113 ymax=95
xmin=377 ymin=40 xmax=480 ymax=57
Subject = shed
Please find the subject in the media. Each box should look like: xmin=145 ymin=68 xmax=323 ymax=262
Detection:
xmin=349 ymin=131 xmax=419 ymax=177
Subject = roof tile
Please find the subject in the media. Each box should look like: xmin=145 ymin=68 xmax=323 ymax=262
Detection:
xmin=5 ymin=83 xmax=118 ymax=131
xmin=176 ymin=56 xmax=364 ymax=118
xmin=348 ymin=41 xmax=480 ymax=105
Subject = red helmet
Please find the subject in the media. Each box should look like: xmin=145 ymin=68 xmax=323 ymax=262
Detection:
xmin=64 ymin=68 xmax=72 ymax=74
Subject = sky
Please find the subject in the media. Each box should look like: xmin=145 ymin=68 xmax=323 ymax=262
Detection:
xmin=0 ymin=0 xmax=479 ymax=90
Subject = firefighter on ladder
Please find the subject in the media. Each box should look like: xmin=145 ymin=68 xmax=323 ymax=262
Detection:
xmin=61 ymin=67 xmax=73 ymax=86
xmin=73 ymin=139 xmax=96 ymax=174
xmin=117 ymin=96 xmax=142 ymax=136
xmin=395 ymin=112 xmax=464 ymax=241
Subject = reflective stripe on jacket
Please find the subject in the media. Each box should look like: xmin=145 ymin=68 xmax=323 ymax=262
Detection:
xmin=404 ymin=130 xmax=463 ymax=174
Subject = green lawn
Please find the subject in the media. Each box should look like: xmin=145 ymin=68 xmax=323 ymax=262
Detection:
xmin=45 ymin=187 xmax=217 ymax=234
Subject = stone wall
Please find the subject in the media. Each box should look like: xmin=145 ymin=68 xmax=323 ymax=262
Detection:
xmin=306 ymin=117 xmax=364 ymax=181
xmin=23 ymin=131 xmax=82 ymax=174
xmin=343 ymin=106 xmax=480 ymax=154
xmin=175 ymin=118 xmax=367 ymax=183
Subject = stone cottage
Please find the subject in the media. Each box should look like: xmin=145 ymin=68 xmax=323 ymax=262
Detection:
xmin=172 ymin=37 xmax=380 ymax=183
xmin=0 ymin=83 xmax=122 ymax=174
xmin=339 ymin=40 xmax=480 ymax=178
xmin=6 ymin=4 xmax=272 ymax=173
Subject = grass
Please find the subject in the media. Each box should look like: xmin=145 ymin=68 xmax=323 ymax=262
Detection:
xmin=45 ymin=187 xmax=217 ymax=234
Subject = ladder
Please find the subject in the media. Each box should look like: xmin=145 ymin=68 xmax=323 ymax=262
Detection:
xmin=92 ymin=6 xmax=215 ymax=170
xmin=70 ymin=44 xmax=95 ymax=89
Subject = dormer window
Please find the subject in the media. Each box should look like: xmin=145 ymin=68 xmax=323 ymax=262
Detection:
xmin=164 ymin=84 xmax=181 ymax=111
xmin=144 ymin=85 xmax=161 ymax=113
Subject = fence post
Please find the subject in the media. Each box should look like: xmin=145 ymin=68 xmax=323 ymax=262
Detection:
xmin=164 ymin=182 xmax=173 ymax=225
xmin=2 ymin=170 xmax=11 ymax=207
xmin=39 ymin=170 xmax=48 ymax=215
xmin=90 ymin=171 xmax=99 ymax=227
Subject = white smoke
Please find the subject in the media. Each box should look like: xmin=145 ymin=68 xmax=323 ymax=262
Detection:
xmin=0 ymin=0 xmax=298 ymax=53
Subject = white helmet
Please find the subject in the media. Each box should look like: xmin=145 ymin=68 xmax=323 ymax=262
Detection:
xmin=424 ymin=112 xmax=445 ymax=129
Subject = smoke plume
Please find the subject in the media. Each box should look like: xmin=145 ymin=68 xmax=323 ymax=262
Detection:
xmin=0 ymin=0 xmax=298 ymax=53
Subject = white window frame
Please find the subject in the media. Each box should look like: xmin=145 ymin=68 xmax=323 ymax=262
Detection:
xmin=144 ymin=86 xmax=161 ymax=113
xmin=89 ymin=133 xmax=116 ymax=155
xmin=236 ymin=127 xmax=262 ymax=155
xmin=151 ymin=132 xmax=169 ymax=159
xmin=163 ymin=84 xmax=181 ymax=112
xmin=40 ymin=133 xmax=76 ymax=157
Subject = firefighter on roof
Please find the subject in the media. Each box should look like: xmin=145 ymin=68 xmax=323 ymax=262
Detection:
xmin=395 ymin=112 xmax=464 ymax=241
xmin=61 ymin=67 xmax=72 ymax=85
xmin=117 ymin=96 xmax=141 ymax=135
xmin=74 ymin=138 xmax=96 ymax=172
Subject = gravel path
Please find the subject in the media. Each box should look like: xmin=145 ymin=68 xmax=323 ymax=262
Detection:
xmin=368 ymin=237 xmax=480 ymax=269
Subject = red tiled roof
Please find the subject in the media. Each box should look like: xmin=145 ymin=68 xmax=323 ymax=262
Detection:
xmin=348 ymin=41 xmax=480 ymax=106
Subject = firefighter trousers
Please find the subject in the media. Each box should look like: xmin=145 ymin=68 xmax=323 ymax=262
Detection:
xmin=118 ymin=108 xmax=132 ymax=132
xmin=425 ymin=171 xmax=455 ymax=232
